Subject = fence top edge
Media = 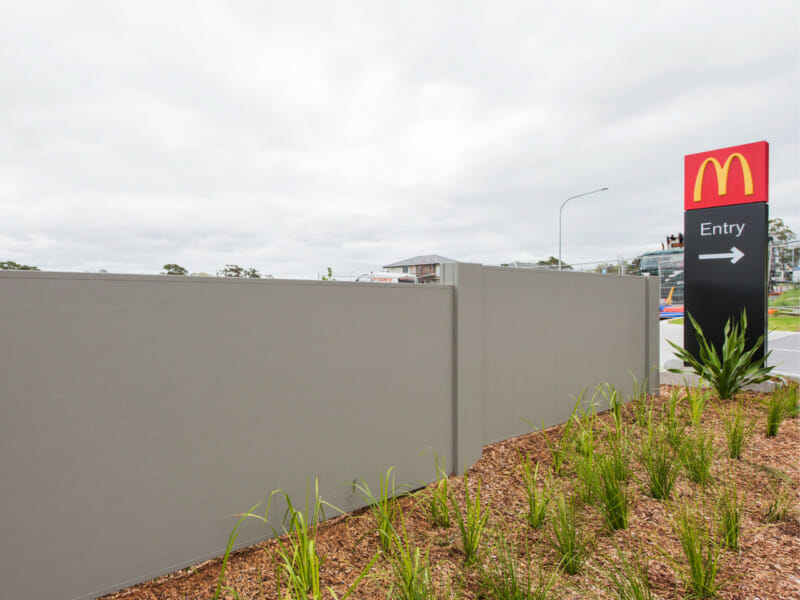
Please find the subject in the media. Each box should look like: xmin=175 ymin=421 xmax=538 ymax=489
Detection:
xmin=0 ymin=270 xmax=456 ymax=290
xmin=482 ymin=265 xmax=644 ymax=279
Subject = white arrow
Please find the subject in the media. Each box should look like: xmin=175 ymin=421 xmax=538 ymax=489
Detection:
xmin=698 ymin=246 xmax=745 ymax=264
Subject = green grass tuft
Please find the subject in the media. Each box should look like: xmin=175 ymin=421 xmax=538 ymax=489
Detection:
xmin=548 ymin=493 xmax=589 ymax=575
xmin=606 ymin=425 xmax=632 ymax=481
xmin=681 ymin=427 xmax=715 ymax=485
xmin=671 ymin=503 xmax=724 ymax=599
xmin=519 ymin=452 xmax=552 ymax=529
xmin=639 ymin=422 xmax=681 ymax=500
xmin=480 ymin=527 xmax=556 ymax=600
xmin=388 ymin=516 xmax=444 ymax=600
xmin=426 ymin=456 xmax=451 ymax=529
xmin=686 ymin=384 xmax=712 ymax=427
xmin=593 ymin=453 xmax=630 ymax=531
xmin=573 ymin=451 xmax=596 ymax=506
xmin=600 ymin=382 xmax=626 ymax=434
xmin=721 ymin=402 xmax=757 ymax=459
xmin=664 ymin=386 xmax=688 ymax=450
xmin=528 ymin=393 xmax=584 ymax=476
xmin=780 ymin=381 xmax=800 ymax=418
xmin=716 ymin=476 xmax=742 ymax=552
xmin=602 ymin=544 xmax=654 ymax=600
xmin=764 ymin=482 xmax=791 ymax=523
xmin=355 ymin=467 xmax=403 ymax=552
xmin=765 ymin=391 xmax=786 ymax=437
xmin=449 ymin=472 xmax=491 ymax=565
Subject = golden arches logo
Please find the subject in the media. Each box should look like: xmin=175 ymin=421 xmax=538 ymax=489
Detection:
xmin=693 ymin=153 xmax=754 ymax=203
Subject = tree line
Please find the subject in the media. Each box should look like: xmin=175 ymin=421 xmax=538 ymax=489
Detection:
xmin=161 ymin=264 xmax=269 ymax=278
xmin=2 ymin=219 xmax=796 ymax=277
xmin=0 ymin=261 xmax=270 ymax=278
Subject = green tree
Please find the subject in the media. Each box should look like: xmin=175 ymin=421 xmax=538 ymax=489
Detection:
xmin=537 ymin=256 xmax=572 ymax=270
xmin=769 ymin=218 xmax=798 ymax=267
xmin=0 ymin=260 xmax=40 ymax=271
xmin=321 ymin=267 xmax=335 ymax=281
xmin=217 ymin=264 xmax=262 ymax=278
xmin=161 ymin=264 xmax=188 ymax=276
xmin=593 ymin=262 xmax=616 ymax=273
xmin=592 ymin=260 xmax=636 ymax=275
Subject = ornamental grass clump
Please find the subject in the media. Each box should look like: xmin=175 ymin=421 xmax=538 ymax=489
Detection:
xmin=681 ymin=427 xmax=715 ymax=485
xmin=631 ymin=374 xmax=652 ymax=429
xmin=716 ymin=476 xmax=743 ymax=551
xmin=388 ymin=517 xmax=442 ymax=600
xmin=638 ymin=422 xmax=681 ymax=500
xmin=212 ymin=504 xmax=260 ymax=600
xmin=268 ymin=486 xmax=328 ymax=597
xmin=480 ymin=528 xmax=555 ymax=600
xmin=573 ymin=451 xmax=596 ymax=506
xmin=763 ymin=482 xmax=791 ymax=523
xmin=592 ymin=453 xmax=630 ymax=531
xmin=355 ymin=467 xmax=402 ymax=552
xmin=668 ymin=310 xmax=774 ymax=400
xmin=548 ymin=493 xmax=589 ymax=575
xmin=671 ymin=503 xmax=724 ymax=599
xmin=721 ymin=402 xmax=757 ymax=459
xmin=664 ymin=387 xmax=688 ymax=450
xmin=780 ymin=381 xmax=799 ymax=418
xmin=687 ymin=384 xmax=712 ymax=427
xmin=529 ymin=393 xmax=584 ymax=476
xmin=213 ymin=484 xmax=374 ymax=600
xmin=426 ymin=457 xmax=451 ymax=528
xmin=630 ymin=372 xmax=649 ymax=405
xmin=765 ymin=390 xmax=787 ymax=437
xmin=573 ymin=404 xmax=598 ymax=459
xmin=602 ymin=545 xmax=654 ymax=600
xmin=600 ymin=382 xmax=625 ymax=434
xmin=238 ymin=480 xmax=346 ymax=599
xmin=606 ymin=424 xmax=632 ymax=481
xmin=449 ymin=472 xmax=490 ymax=565
xmin=519 ymin=452 xmax=552 ymax=529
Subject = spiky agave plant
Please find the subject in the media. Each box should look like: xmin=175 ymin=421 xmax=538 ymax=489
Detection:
xmin=668 ymin=310 xmax=773 ymax=400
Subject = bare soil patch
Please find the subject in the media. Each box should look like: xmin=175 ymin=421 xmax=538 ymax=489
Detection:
xmin=104 ymin=385 xmax=799 ymax=599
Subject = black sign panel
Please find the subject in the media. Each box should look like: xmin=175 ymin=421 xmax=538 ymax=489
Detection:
xmin=684 ymin=202 xmax=768 ymax=361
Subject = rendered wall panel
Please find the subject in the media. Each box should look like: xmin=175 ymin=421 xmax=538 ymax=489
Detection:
xmin=0 ymin=273 xmax=453 ymax=600
xmin=481 ymin=267 xmax=651 ymax=445
xmin=0 ymin=265 xmax=658 ymax=600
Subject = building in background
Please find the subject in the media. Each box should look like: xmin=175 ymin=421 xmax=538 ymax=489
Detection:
xmin=383 ymin=254 xmax=456 ymax=284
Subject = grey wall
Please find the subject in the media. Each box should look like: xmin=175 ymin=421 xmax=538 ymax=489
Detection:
xmin=476 ymin=267 xmax=659 ymax=444
xmin=0 ymin=265 xmax=658 ymax=600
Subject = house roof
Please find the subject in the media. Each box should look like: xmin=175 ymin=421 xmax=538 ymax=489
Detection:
xmin=383 ymin=254 xmax=457 ymax=268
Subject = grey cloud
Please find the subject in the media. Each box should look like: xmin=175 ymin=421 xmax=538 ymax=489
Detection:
xmin=0 ymin=1 xmax=797 ymax=278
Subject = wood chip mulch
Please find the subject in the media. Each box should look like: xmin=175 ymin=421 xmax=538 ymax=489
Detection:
xmin=103 ymin=385 xmax=800 ymax=599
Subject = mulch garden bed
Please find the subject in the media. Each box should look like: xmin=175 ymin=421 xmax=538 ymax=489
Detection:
xmin=104 ymin=384 xmax=799 ymax=599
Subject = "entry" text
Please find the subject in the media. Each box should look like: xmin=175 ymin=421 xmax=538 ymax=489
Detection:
xmin=700 ymin=222 xmax=745 ymax=238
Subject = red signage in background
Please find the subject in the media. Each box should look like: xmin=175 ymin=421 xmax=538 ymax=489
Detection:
xmin=684 ymin=141 xmax=769 ymax=211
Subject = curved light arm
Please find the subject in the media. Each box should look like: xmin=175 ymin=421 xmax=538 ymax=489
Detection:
xmin=558 ymin=187 xmax=608 ymax=270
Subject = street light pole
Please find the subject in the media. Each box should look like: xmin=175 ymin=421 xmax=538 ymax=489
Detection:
xmin=558 ymin=187 xmax=608 ymax=270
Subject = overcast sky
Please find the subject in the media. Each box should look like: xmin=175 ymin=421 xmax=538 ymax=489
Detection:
xmin=1 ymin=1 xmax=797 ymax=278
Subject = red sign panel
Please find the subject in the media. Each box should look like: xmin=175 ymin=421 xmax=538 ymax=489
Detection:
xmin=684 ymin=141 xmax=768 ymax=211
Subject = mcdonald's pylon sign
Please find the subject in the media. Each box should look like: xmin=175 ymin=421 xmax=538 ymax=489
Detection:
xmin=684 ymin=141 xmax=768 ymax=210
